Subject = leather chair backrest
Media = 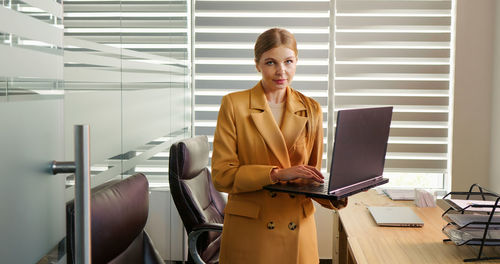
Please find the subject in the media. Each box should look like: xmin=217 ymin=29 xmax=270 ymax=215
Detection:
xmin=67 ymin=173 xmax=162 ymax=264
xmin=169 ymin=136 xmax=225 ymax=231
xmin=169 ymin=136 xmax=225 ymax=262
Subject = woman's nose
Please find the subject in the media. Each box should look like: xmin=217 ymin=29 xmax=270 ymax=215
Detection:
xmin=276 ymin=63 xmax=286 ymax=73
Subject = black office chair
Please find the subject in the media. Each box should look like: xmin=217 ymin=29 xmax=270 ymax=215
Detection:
xmin=169 ymin=135 xmax=225 ymax=264
xmin=66 ymin=173 xmax=164 ymax=264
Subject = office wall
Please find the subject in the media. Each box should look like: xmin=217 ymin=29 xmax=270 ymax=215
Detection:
xmin=452 ymin=0 xmax=495 ymax=192
xmin=490 ymin=2 xmax=500 ymax=192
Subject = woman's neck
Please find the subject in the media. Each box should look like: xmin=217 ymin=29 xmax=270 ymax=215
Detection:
xmin=262 ymin=82 xmax=287 ymax=104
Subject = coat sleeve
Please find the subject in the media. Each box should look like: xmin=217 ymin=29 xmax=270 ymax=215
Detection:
xmin=307 ymin=100 xmax=348 ymax=210
xmin=211 ymin=95 xmax=277 ymax=194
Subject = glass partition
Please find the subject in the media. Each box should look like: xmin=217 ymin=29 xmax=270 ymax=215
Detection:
xmin=1 ymin=0 xmax=191 ymax=261
xmin=0 ymin=1 xmax=66 ymax=263
xmin=63 ymin=0 xmax=192 ymax=191
xmin=1 ymin=0 xmax=64 ymax=97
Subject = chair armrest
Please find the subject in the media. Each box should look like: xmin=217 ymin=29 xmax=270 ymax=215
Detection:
xmin=192 ymin=223 xmax=223 ymax=232
xmin=188 ymin=223 xmax=223 ymax=264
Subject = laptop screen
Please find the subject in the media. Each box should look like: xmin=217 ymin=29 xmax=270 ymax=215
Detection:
xmin=328 ymin=107 xmax=393 ymax=192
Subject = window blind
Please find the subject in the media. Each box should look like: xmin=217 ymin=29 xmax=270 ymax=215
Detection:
xmin=195 ymin=0 xmax=454 ymax=189
xmin=333 ymin=0 xmax=454 ymax=188
xmin=194 ymin=0 xmax=331 ymax=169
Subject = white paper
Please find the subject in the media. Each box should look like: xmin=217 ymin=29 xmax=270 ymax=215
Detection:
xmin=446 ymin=199 xmax=500 ymax=212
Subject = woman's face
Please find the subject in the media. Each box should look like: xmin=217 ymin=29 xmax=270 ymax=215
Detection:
xmin=256 ymin=46 xmax=297 ymax=93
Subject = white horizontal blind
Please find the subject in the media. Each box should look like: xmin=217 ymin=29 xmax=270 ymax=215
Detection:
xmin=194 ymin=0 xmax=331 ymax=169
xmin=334 ymin=0 xmax=454 ymax=188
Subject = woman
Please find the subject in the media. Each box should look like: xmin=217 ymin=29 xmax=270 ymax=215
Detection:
xmin=211 ymin=28 xmax=347 ymax=264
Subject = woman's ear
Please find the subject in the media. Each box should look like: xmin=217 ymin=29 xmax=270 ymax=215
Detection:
xmin=255 ymin=60 xmax=261 ymax=72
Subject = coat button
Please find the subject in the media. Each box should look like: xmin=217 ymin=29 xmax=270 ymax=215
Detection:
xmin=267 ymin=221 xmax=275 ymax=230
xmin=288 ymin=222 xmax=297 ymax=231
xmin=269 ymin=191 xmax=277 ymax=198
xmin=289 ymin=194 xmax=295 ymax=198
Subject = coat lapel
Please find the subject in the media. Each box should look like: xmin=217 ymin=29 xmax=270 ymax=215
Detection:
xmin=281 ymin=88 xmax=308 ymax=151
xmin=249 ymin=83 xmax=291 ymax=168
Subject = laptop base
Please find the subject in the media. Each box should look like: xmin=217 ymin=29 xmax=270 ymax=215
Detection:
xmin=263 ymin=178 xmax=389 ymax=200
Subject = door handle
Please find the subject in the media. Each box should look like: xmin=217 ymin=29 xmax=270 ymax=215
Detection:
xmin=52 ymin=125 xmax=91 ymax=264
xmin=51 ymin=161 xmax=75 ymax=174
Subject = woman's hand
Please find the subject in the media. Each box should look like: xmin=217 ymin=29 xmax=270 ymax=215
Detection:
xmin=270 ymin=165 xmax=324 ymax=183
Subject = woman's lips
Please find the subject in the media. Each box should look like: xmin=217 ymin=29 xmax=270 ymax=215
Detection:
xmin=274 ymin=79 xmax=286 ymax=85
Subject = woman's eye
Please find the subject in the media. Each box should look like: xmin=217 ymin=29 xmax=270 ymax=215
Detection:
xmin=286 ymin=60 xmax=294 ymax=64
xmin=265 ymin=61 xmax=274 ymax=65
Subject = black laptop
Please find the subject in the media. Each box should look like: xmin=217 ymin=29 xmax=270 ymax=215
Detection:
xmin=264 ymin=106 xmax=393 ymax=200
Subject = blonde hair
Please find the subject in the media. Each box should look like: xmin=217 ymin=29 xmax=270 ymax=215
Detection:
xmin=254 ymin=28 xmax=298 ymax=63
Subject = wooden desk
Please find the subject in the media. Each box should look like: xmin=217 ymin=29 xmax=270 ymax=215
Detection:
xmin=337 ymin=190 xmax=500 ymax=264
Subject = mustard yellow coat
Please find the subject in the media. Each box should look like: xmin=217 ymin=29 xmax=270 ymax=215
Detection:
xmin=212 ymin=83 xmax=346 ymax=264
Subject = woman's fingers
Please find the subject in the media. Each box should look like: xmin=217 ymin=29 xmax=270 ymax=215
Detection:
xmin=300 ymin=166 xmax=324 ymax=183
xmin=275 ymin=165 xmax=324 ymax=183
xmin=301 ymin=166 xmax=324 ymax=182
xmin=310 ymin=173 xmax=324 ymax=183
xmin=304 ymin=165 xmax=324 ymax=179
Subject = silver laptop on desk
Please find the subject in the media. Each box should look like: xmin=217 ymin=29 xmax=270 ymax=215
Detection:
xmin=368 ymin=206 xmax=424 ymax=227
